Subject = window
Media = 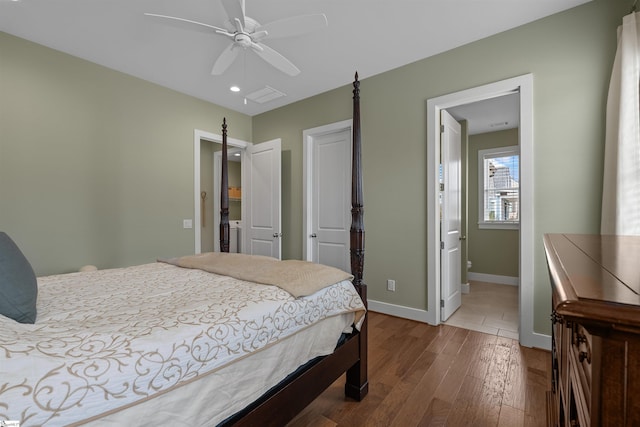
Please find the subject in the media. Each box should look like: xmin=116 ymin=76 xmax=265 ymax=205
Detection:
xmin=478 ymin=146 xmax=519 ymax=229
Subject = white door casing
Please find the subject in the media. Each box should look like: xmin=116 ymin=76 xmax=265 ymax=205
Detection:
xmin=303 ymin=120 xmax=352 ymax=272
xmin=244 ymin=139 xmax=282 ymax=259
xmin=426 ymin=74 xmax=544 ymax=349
xmin=440 ymin=110 xmax=462 ymax=321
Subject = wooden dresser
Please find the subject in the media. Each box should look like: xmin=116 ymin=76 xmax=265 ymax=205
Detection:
xmin=544 ymin=234 xmax=640 ymax=427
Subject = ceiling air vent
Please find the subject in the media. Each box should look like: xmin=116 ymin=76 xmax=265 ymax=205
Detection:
xmin=246 ymin=86 xmax=286 ymax=104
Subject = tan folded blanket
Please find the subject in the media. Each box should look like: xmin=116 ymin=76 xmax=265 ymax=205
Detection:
xmin=162 ymin=252 xmax=354 ymax=298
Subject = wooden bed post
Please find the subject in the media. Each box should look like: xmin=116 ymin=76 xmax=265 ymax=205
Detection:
xmin=346 ymin=72 xmax=369 ymax=401
xmin=220 ymin=75 xmax=368 ymax=426
xmin=220 ymin=118 xmax=230 ymax=253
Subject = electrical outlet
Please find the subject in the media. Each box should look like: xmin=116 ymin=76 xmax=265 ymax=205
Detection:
xmin=387 ymin=279 xmax=396 ymax=292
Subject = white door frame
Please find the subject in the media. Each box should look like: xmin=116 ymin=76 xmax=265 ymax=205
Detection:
xmin=193 ymin=129 xmax=250 ymax=254
xmin=302 ymin=119 xmax=353 ymax=261
xmin=427 ymin=74 xmax=547 ymax=349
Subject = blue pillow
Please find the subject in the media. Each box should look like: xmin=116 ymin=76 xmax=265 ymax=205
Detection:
xmin=0 ymin=232 xmax=37 ymax=323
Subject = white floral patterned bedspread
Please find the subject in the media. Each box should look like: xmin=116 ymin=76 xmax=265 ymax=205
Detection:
xmin=0 ymin=262 xmax=365 ymax=426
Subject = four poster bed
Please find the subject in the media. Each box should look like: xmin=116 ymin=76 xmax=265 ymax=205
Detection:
xmin=0 ymin=74 xmax=368 ymax=426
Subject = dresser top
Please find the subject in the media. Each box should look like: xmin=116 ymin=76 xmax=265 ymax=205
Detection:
xmin=544 ymin=233 xmax=640 ymax=328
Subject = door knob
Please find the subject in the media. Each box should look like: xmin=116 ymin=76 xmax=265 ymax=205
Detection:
xmin=273 ymin=232 xmax=282 ymax=238
xmin=310 ymin=233 xmax=317 ymax=238
xmin=459 ymin=235 xmax=466 ymax=241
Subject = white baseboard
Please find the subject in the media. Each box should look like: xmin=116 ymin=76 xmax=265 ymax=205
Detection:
xmin=368 ymin=300 xmax=433 ymax=324
xmin=523 ymin=331 xmax=552 ymax=351
xmin=467 ymin=272 xmax=519 ymax=286
xmin=368 ymin=299 xmax=551 ymax=350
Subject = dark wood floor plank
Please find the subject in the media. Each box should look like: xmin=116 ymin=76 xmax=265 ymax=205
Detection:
xmin=465 ymin=332 xmax=499 ymax=380
xmin=498 ymin=405 xmax=525 ymax=427
xmin=425 ymin=323 xmax=457 ymax=354
xmin=363 ymin=349 xmax=439 ymax=427
xmin=444 ymin=375 xmax=486 ymax=427
xmin=286 ymin=312 xmax=551 ymax=427
xmin=470 ymin=336 xmax=513 ymax=425
xmin=431 ymin=328 xmax=475 ymax=405
xmin=389 ymin=352 xmax=456 ymax=427
xmin=502 ymin=338 xmax=527 ymax=410
xmin=418 ymin=397 xmax=451 ymax=427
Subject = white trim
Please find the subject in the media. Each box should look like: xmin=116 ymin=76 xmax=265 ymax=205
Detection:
xmin=302 ymin=119 xmax=353 ymax=261
xmin=193 ymin=129 xmax=250 ymax=254
xmin=478 ymin=222 xmax=519 ymax=230
xmin=467 ymin=272 xmax=519 ymax=286
xmin=367 ymin=300 xmax=431 ymax=323
xmin=369 ymin=299 xmax=550 ymax=350
xmin=461 ymin=282 xmax=470 ymax=294
xmin=427 ymin=74 xmax=536 ymax=347
xmin=530 ymin=332 xmax=551 ymax=351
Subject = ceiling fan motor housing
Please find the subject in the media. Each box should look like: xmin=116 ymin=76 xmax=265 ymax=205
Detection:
xmin=234 ymin=33 xmax=252 ymax=47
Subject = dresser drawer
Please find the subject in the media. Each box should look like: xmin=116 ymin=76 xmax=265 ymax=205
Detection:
xmin=570 ymin=324 xmax=593 ymax=402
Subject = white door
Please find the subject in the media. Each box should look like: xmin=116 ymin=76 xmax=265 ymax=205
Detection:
xmin=245 ymin=139 xmax=282 ymax=259
xmin=308 ymin=128 xmax=351 ymax=272
xmin=440 ymin=110 xmax=462 ymax=321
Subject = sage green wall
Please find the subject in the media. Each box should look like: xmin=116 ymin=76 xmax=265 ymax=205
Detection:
xmin=468 ymin=129 xmax=519 ymax=278
xmin=253 ymin=0 xmax=627 ymax=335
xmin=0 ymin=0 xmax=628 ymax=336
xmin=0 ymin=32 xmax=252 ymax=275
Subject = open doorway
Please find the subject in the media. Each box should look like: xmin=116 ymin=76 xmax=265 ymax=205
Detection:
xmin=426 ymin=74 xmax=548 ymax=349
xmin=443 ymin=93 xmax=520 ymax=339
xmin=206 ymin=146 xmax=243 ymax=253
xmin=193 ymin=129 xmax=249 ymax=254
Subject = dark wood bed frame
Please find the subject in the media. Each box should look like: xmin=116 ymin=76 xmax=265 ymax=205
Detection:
xmin=218 ymin=73 xmax=368 ymax=426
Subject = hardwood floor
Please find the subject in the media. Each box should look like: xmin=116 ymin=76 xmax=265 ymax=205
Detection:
xmin=287 ymin=312 xmax=550 ymax=427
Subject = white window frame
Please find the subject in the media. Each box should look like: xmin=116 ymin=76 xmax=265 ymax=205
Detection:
xmin=478 ymin=145 xmax=520 ymax=230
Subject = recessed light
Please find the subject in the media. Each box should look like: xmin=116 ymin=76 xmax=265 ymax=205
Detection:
xmin=230 ymin=86 xmax=240 ymax=92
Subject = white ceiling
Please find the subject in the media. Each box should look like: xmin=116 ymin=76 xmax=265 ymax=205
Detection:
xmin=448 ymin=92 xmax=520 ymax=135
xmin=1 ymin=0 xmax=590 ymax=117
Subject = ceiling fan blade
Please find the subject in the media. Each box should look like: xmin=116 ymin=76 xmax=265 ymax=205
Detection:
xmin=211 ymin=43 xmax=240 ymax=75
xmin=252 ymin=43 xmax=300 ymax=76
xmin=144 ymin=13 xmax=229 ymax=34
xmin=251 ymin=30 xmax=268 ymax=42
xmin=221 ymin=0 xmax=245 ymax=30
xmin=257 ymin=14 xmax=327 ymax=39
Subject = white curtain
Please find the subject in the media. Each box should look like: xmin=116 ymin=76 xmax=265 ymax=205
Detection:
xmin=601 ymin=12 xmax=640 ymax=235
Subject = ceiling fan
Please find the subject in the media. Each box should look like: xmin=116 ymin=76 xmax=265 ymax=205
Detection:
xmin=145 ymin=0 xmax=328 ymax=76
